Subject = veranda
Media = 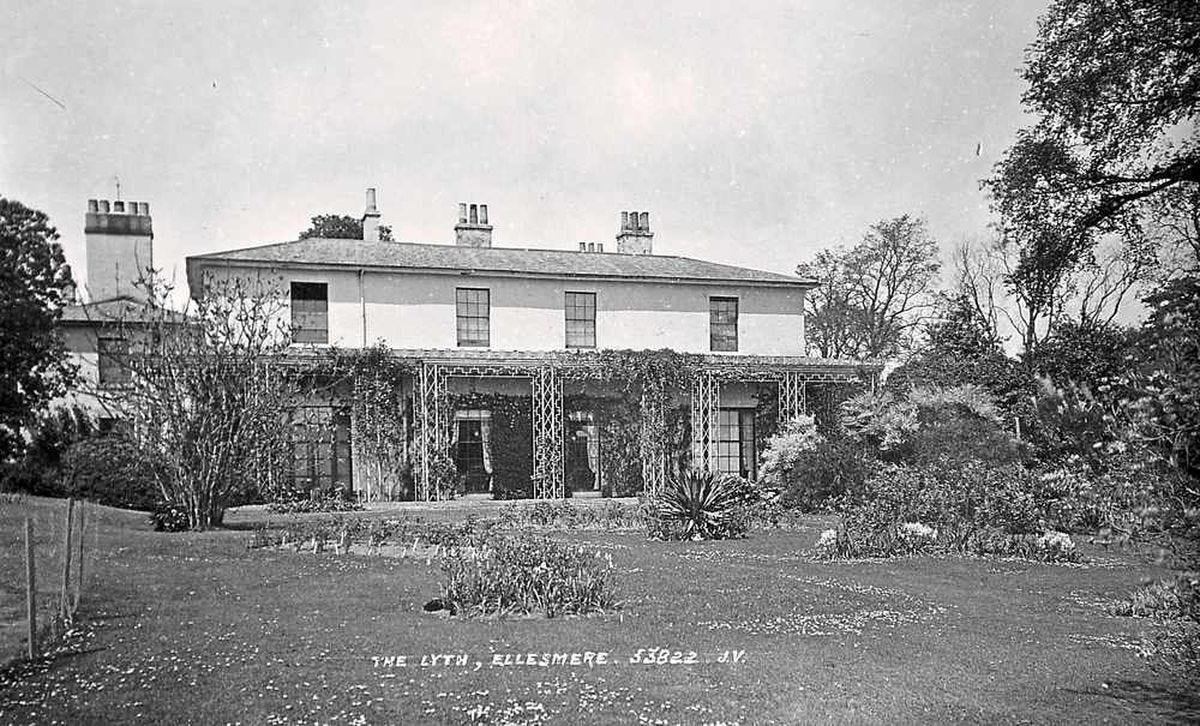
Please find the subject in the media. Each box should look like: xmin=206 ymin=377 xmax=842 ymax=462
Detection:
xmin=297 ymin=349 xmax=876 ymax=502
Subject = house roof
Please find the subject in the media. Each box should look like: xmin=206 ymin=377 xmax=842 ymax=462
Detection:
xmin=187 ymin=238 xmax=817 ymax=289
xmin=60 ymin=296 xmax=187 ymax=325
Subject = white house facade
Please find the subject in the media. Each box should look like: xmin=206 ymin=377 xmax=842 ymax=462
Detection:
xmin=171 ymin=191 xmax=876 ymax=501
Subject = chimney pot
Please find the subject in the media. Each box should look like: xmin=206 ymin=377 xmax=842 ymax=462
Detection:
xmin=99 ymin=200 xmax=110 ymax=213
xmin=455 ymin=201 xmax=493 ymax=247
xmin=361 ymin=187 xmax=382 ymax=242
xmin=87 ymin=199 xmax=99 ymax=213
xmin=597 ymin=243 xmax=604 ymax=253
xmin=113 ymin=200 xmax=125 ymax=213
xmin=579 ymin=242 xmax=587 ymax=252
xmin=616 ymin=209 xmax=654 ymax=254
xmin=142 ymin=202 xmax=151 ymax=215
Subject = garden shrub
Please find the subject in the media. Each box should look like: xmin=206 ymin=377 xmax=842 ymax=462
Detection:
xmin=1 ymin=405 xmax=98 ymax=497
xmin=1110 ymin=574 xmax=1200 ymax=621
xmin=822 ymin=458 xmax=1080 ymax=561
xmin=1110 ymin=573 xmax=1200 ymax=688
xmin=758 ymin=415 xmax=823 ymax=488
xmin=648 ymin=469 xmax=748 ymax=541
xmin=779 ymin=437 xmax=873 ymax=511
xmin=839 ymin=385 xmax=1026 ymax=467
xmin=63 ymin=434 xmax=161 ymax=511
xmin=439 ymin=535 xmax=620 ymax=617
xmin=150 ymin=502 xmax=191 ymax=532
xmin=758 ymin=414 xmax=872 ymax=511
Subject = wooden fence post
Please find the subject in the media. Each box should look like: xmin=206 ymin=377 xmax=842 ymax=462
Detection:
xmin=60 ymin=498 xmax=75 ymax=621
xmin=73 ymin=503 xmax=86 ymax=615
xmin=25 ymin=518 xmax=37 ymax=660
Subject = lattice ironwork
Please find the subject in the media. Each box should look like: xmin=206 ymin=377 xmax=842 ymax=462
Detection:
xmin=413 ymin=362 xmax=448 ymax=501
xmin=531 ymin=365 xmax=565 ymax=499
xmin=778 ymin=371 xmax=808 ymax=424
xmin=690 ymin=372 xmax=720 ymax=472
xmin=639 ymin=388 xmax=667 ymax=496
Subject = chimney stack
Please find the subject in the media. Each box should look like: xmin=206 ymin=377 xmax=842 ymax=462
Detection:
xmin=362 ymin=187 xmax=382 ymax=242
xmin=455 ymin=202 xmax=493 ymax=248
xmin=616 ymin=210 xmax=653 ymax=254
xmin=84 ymin=197 xmax=154 ymax=302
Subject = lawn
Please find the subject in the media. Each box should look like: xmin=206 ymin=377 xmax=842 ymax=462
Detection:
xmin=1 ymin=495 xmax=1196 ymax=724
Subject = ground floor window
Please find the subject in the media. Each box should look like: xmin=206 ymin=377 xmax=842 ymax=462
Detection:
xmin=453 ymin=410 xmax=492 ymax=494
xmin=291 ymin=406 xmax=352 ymax=494
xmin=566 ymin=410 xmax=600 ymax=493
xmin=716 ymin=408 xmax=756 ymax=479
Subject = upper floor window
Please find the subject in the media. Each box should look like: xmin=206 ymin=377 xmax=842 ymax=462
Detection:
xmin=97 ymin=336 xmax=130 ymax=386
xmin=709 ymin=296 xmax=738 ymax=352
xmin=564 ymin=292 xmax=596 ymax=349
xmin=456 ymin=288 xmax=490 ymax=347
xmin=291 ymin=282 xmax=329 ymax=344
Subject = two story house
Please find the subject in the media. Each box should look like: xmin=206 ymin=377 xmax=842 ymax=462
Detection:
xmin=182 ymin=190 xmax=875 ymax=501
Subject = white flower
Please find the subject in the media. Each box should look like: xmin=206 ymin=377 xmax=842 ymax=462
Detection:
xmin=1037 ymin=530 xmax=1075 ymax=553
xmin=816 ymin=529 xmax=838 ymax=550
xmin=899 ymin=522 xmax=937 ymax=540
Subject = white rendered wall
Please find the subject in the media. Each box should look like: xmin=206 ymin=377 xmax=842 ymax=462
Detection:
xmin=86 ymin=233 xmax=153 ymax=302
xmin=192 ymin=264 xmax=808 ymax=355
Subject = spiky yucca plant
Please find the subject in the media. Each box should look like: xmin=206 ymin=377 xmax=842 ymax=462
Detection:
xmin=652 ymin=469 xmax=747 ymax=540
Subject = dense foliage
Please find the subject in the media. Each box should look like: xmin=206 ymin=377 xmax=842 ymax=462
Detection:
xmin=298 ymin=213 xmax=394 ymax=242
xmin=0 ymin=198 xmax=76 ymax=460
xmin=62 ymin=435 xmax=161 ymax=511
xmin=826 ymin=459 xmax=1078 ymax=562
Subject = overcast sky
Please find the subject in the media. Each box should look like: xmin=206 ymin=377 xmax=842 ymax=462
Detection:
xmin=1 ymin=0 xmax=1044 ymax=297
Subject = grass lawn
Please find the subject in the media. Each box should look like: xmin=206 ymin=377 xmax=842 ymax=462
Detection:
xmin=1 ymin=495 xmax=1197 ymax=724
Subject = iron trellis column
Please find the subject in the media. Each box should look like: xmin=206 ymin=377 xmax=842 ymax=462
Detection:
xmin=414 ymin=362 xmax=448 ymax=501
xmin=778 ymin=371 xmax=808 ymax=424
xmin=640 ymin=386 xmax=666 ymax=496
xmin=531 ymin=365 xmax=564 ymax=499
xmin=690 ymin=371 xmax=720 ymax=472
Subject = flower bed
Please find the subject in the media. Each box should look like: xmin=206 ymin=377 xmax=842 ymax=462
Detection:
xmin=439 ymin=535 xmax=620 ymax=618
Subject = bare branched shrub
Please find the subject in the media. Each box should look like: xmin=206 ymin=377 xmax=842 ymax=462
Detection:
xmin=121 ymin=273 xmax=303 ymax=530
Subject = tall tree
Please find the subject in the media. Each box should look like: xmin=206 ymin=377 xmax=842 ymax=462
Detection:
xmin=798 ymin=215 xmax=940 ymax=359
xmin=1022 ymin=0 xmax=1200 ymax=229
xmin=986 ymin=1 xmax=1200 ymax=356
xmin=299 ymin=214 xmax=393 ymax=242
xmin=988 ymin=0 xmax=1200 ymax=270
xmin=0 ymin=198 xmax=75 ymax=459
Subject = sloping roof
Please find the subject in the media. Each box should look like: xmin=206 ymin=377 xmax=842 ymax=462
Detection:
xmin=188 ymin=238 xmax=817 ymax=288
xmin=60 ymin=296 xmax=187 ymax=325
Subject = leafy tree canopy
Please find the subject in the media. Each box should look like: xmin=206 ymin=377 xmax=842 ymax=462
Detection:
xmin=798 ymin=215 xmax=940 ymax=359
xmin=989 ymin=0 xmax=1200 ymax=245
xmin=888 ymin=292 xmax=1034 ymax=417
xmin=1031 ymin=319 xmax=1137 ymax=386
xmin=0 ymin=198 xmax=75 ymax=459
xmin=299 ymin=214 xmax=393 ymax=242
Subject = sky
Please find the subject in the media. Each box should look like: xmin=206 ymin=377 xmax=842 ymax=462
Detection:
xmin=1 ymin=0 xmax=1045 ymax=299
